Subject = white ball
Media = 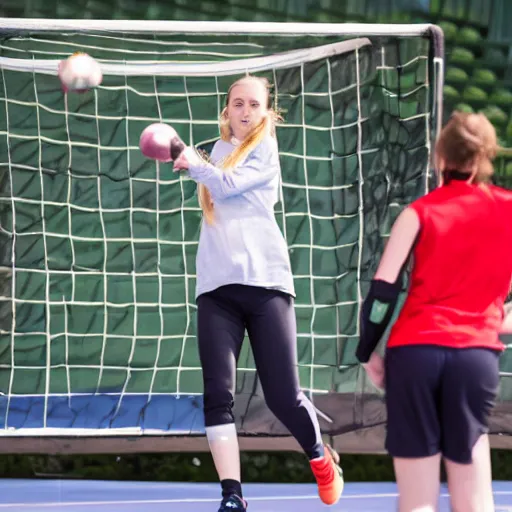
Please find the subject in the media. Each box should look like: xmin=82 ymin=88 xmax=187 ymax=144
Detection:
xmin=58 ymin=53 xmax=103 ymax=93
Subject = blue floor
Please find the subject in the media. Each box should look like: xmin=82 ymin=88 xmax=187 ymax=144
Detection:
xmin=1 ymin=479 xmax=512 ymax=511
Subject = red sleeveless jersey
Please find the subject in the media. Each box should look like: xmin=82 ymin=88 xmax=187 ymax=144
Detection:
xmin=387 ymin=180 xmax=512 ymax=351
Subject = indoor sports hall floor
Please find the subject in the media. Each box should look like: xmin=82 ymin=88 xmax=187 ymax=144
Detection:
xmin=2 ymin=480 xmax=512 ymax=511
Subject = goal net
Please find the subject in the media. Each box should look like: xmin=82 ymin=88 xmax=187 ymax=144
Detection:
xmin=0 ymin=19 xmax=448 ymax=452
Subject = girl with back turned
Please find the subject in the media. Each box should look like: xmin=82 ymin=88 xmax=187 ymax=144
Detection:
xmin=356 ymin=112 xmax=512 ymax=512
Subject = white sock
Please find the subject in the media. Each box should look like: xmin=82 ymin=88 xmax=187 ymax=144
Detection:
xmin=206 ymin=423 xmax=241 ymax=481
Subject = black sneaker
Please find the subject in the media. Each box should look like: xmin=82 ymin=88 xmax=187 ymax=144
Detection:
xmin=218 ymin=494 xmax=247 ymax=511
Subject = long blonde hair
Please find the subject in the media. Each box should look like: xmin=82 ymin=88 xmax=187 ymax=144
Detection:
xmin=198 ymin=76 xmax=281 ymax=224
xmin=435 ymin=111 xmax=498 ymax=185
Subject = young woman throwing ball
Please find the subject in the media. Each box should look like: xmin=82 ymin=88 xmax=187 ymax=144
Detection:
xmin=167 ymin=75 xmax=344 ymax=511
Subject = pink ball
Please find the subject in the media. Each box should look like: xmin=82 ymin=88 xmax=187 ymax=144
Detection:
xmin=58 ymin=52 xmax=102 ymax=93
xmin=139 ymin=123 xmax=184 ymax=162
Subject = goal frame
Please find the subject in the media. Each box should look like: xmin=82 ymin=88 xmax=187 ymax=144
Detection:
xmin=0 ymin=18 xmax=450 ymax=455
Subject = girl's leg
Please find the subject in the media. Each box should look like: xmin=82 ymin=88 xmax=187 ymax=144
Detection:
xmin=244 ymin=287 xmax=343 ymax=505
xmin=444 ymin=435 xmax=494 ymax=512
xmin=441 ymin=348 xmax=499 ymax=512
xmin=385 ymin=346 xmax=445 ymax=511
xmin=393 ymin=455 xmax=441 ymax=512
xmin=197 ymin=289 xmax=246 ymax=508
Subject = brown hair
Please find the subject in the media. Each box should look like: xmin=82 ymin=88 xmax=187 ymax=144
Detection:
xmin=435 ymin=111 xmax=498 ymax=185
xmin=198 ymin=76 xmax=282 ymax=225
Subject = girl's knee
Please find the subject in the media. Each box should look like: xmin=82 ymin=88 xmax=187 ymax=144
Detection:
xmin=264 ymin=389 xmax=304 ymax=418
xmin=203 ymin=389 xmax=235 ymax=426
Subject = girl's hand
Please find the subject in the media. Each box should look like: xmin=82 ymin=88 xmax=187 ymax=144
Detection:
xmin=363 ymin=352 xmax=385 ymax=390
xmin=173 ymin=147 xmax=201 ymax=171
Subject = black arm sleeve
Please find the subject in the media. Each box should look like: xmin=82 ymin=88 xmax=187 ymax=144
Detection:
xmin=355 ymin=279 xmax=402 ymax=363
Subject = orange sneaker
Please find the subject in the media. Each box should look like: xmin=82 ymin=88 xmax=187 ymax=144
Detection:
xmin=310 ymin=444 xmax=344 ymax=505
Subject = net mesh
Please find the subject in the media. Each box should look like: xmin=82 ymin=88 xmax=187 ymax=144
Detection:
xmin=0 ymin=26 xmax=445 ymax=436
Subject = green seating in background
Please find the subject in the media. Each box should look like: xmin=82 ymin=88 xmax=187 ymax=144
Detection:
xmin=480 ymin=105 xmax=509 ymax=126
xmin=482 ymin=47 xmax=510 ymax=72
xmin=461 ymin=85 xmax=488 ymax=104
xmin=448 ymin=46 xmax=475 ymax=67
xmin=490 ymin=88 xmax=512 ymax=108
xmin=439 ymin=21 xmax=458 ymax=42
xmin=444 ymin=85 xmax=461 ymax=103
xmin=472 ymin=68 xmax=498 ymax=89
xmin=445 ymin=67 xmax=469 ymax=86
xmin=453 ymin=102 xmax=474 ymax=113
xmin=455 ymin=26 xmax=482 ymax=46
xmin=437 ymin=14 xmax=512 ymax=160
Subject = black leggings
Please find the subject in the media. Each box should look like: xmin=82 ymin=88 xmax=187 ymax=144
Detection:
xmin=197 ymin=284 xmax=323 ymax=459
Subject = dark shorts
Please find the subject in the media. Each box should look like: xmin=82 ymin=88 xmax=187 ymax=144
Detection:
xmin=385 ymin=345 xmax=500 ymax=464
